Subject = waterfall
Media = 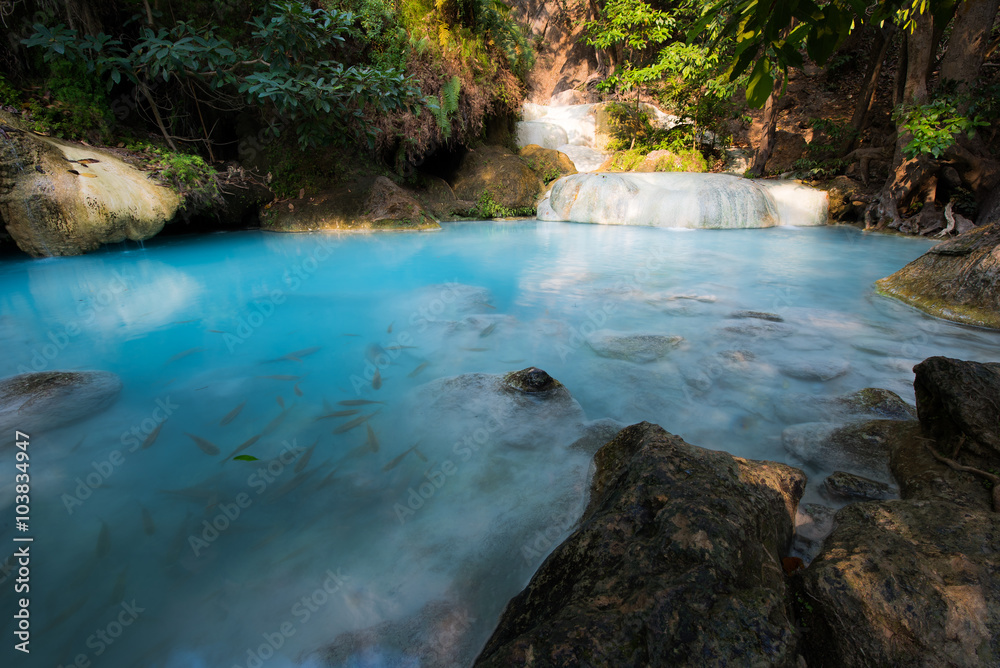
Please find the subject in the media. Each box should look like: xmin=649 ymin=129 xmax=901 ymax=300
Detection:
xmin=537 ymin=172 xmax=829 ymax=229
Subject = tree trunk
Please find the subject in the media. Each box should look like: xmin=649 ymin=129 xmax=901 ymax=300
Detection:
xmin=902 ymin=9 xmax=935 ymax=106
xmin=845 ymin=23 xmax=896 ymax=152
xmin=939 ymin=0 xmax=1000 ymax=95
xmin=748 ymin=71 xmax=783 ymax=177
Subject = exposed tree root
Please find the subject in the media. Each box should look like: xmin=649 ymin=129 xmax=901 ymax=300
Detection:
xmin=923 ymin=438 xmax=1000 ymax=512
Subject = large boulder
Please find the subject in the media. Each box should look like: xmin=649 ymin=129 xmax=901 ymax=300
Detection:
xmin=823 ymin=175 xmax=868 ymax=222
xmin=913 ymin=356 xmax=1000 ymax=464
xmin=798 ymin=361 xmax=1000 ymax=667
xmin=518 ymin=144 xmax=577 ymax=182
xmin=0 ymin=113 xmax=181 ymax=257
xmin=259 ymin=176 xmax=439 ymax=231
xmin=875 ymin=222 xmax=1000 ymax=329
xmin=0 ymin=371 xmax=122 ymax=437
xmin=799 ymin=499 xmax=1000 ymax=667
xmin=475 ymin=421 xmax=807 ymax=667
xmin=451 ymin=145 xmax=544 ymax=212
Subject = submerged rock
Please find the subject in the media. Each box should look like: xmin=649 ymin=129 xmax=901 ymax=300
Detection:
xmin=875 ymin=222 xmax=1000 ymax=329
xmin=833 ymin=387 xmax=917 ymax=420
xmin=781 ymin=420 xmax=898 ymax=481
xmin=586 ymin=330 xmax=684 ymax=363
xmin=773 ymin=387 xmax=915 ymax=424
xmin=0 ymin=371 xmax=122 ymax=436
xmin=260 ymin=176 xmax=439 ymax=231
xmin=776 ymin=359 xmax=850 ymax=382
xmin=476 ymin=422 xmax=806 ymax=667
xmin=792 ymin=502 xmax=836 ymax=562
xmin=728 ymin=310 xmax=784 ymax=322
xmin=0 ymin=113 xmax=181 ymax=257
xmin=502 ymin=367 xmax=562 ymax=393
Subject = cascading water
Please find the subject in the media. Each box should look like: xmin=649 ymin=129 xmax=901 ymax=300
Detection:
xmin=538 ymin=172 xmax=829 ymax=228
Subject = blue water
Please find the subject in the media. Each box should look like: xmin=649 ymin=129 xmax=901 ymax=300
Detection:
xmin=2 ymin=222 xmax=1000 ymax=667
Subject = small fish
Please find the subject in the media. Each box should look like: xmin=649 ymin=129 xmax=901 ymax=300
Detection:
xmin=141 ymin=506 xmax=155 ymax=535
xmin=366 ymin=424 xmax=380 ymax=453
xmin=185 ymin=432 xmax=220 ymax=455
xmin=67 ymin=169 xmax=80 ymax=175
xmin=70 ymin=436 xmax=85 ymax=452
xmin=224 ymin=433 xmax=261 ymax=461
xmin=499 ymin=359 xmax=526 ymax=364
xmin=372 ymin=368 xmax=382 ymax=390
xmin=475 ymin=301 xmax=496 ymax=309
xmin=479 ymin=322 xmax=497 ymax=338
xmin=408 ymin=361 xmax=429 ymax=377
xmin=141 ymin=421 xmax=164 ymax=449
xmin=342 ymin=333 xmax=359 ymax=337
xmin=387 ymin=322 xmax=394 ymax=333
xmin=315 ymin=410 xmax=359 ymax=420
xmin=385 ymin=345 xmax=418 ymax=350
xmin=338 ymin=399 xmax=385 ymax=406
xmin=219 ymin=401 xmax=246 ymax=426
xmin=294 ymin=438 xmax=319 ymax=474
xmin=276 ymin=396 xmax=285 ymax=408
xmin=318 ymin=466 xmax=341 ymax=488
xmin=208 ymin=329 xmax=226 ymax=334
xmin=332 ymin=411 xmax=379 ymax=434
xmin=257 ymin=374 xmax=301 ymax=381
xmin=261 ymin=408 xmax=290 ymax=435
xmin=293 ymin=383 xmax=303 ymax=397
xmin=96 ymin=521 xmax=111 ymax=558
xmin=167 ymin=347 xmax=204 ymax=363
xmin=462 ymin=347 xmax=488 ymax=352
xmin=78 ymin=158 xmax=101 ymax=164
xmin=110 ymin=567 xmax=128 ymax=603
xmin=367 ymin=344 xmax=388 ymax=364
xmin=41 ymin=596 xmax=88 ymax=633
xmin=382 ymin=442 xmax=426 ymax=471
xmin=173 ymin=319 xmax=199 ymax=324
xmin=79 ymin=172 xmax=97 ymax=178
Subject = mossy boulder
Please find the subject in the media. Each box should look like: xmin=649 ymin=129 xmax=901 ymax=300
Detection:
xmin=875 ymin=222 xmax=1000 ymax=329
xmin=0 ymin=112 xmax=181 ymax=257
xmin=518 ymin=144 xmax=577 ymax=182
xmin=823 ymin=175 xmax=868 ymax=221
xmin=260 ymin=176 xmax=439 ymax=232
xmin=635 ymin=149 xmax=708 ymax=173
xmin=450 ymin=145 xmax=543 ymax=213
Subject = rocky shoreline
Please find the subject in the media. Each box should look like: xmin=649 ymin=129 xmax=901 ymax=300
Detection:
xmin=475 ymin=356 xmax=1000 ymax=667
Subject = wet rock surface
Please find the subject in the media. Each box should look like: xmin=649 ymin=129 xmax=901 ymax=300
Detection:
xmin=781 ymin=419 xmax=899 ymax=481
xmin=875 ymin=222 xmax=1000 ymax=329
xmin=0 ymin=370 xmax=122 ymax=436
xmin=475 ymin=421 xmax=806 ymax=668
xmin=450 ymin=145 xmax=543 ymax=212
xmin=821 ymin=470 xmax=898 ymax=502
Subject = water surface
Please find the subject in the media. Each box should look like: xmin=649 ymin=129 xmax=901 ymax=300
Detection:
xmin=2 ymin=222 xmax=999 ymax=667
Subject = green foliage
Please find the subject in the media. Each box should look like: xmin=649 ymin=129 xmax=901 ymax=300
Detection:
xmin=473 ymin=189 xmax=533 ymax=218
xmin=892 ymin=98 xmax=987 ymax=159
xmin=524 ymin=158 xmax=561 ymax=183
xmin=24 ymin=60 xmax=113 ymax=141
xmin=22 ymin=1 xmax=421 ymax=150
xmin=0 ymin=74 xmax=19 ymax=106
xmin=148 ymin=147 xmax=220 ymax=207
xmin=608 ymin=148 xmax=646 ymax=171
xmin=654 ymin=149 xmax=707 ymax=172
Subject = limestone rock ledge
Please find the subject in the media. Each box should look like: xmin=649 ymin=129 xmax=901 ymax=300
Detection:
xmin=875 ymin=222 xmax=1000 ymax=329
xmin=475 ymin=421 xmax=806 ymax=667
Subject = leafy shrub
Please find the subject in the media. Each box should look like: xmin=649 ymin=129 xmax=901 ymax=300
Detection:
xmin=24 ymin=60 xmax=112 ymax=142
xmin=893 ymin=99 xmax=987 ymax=159
xmin=473 ymin=189 xmax=533 ymax=218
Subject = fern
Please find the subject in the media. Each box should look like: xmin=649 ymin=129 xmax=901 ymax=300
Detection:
xmin=442 ymin=76 xmax=461 ymax=115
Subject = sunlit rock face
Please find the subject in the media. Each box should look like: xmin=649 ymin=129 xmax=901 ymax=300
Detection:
xmin=0 ymin=113 xmax=181 ymax=256
xmin=538 ymin=172 xmax=829 ymax=229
